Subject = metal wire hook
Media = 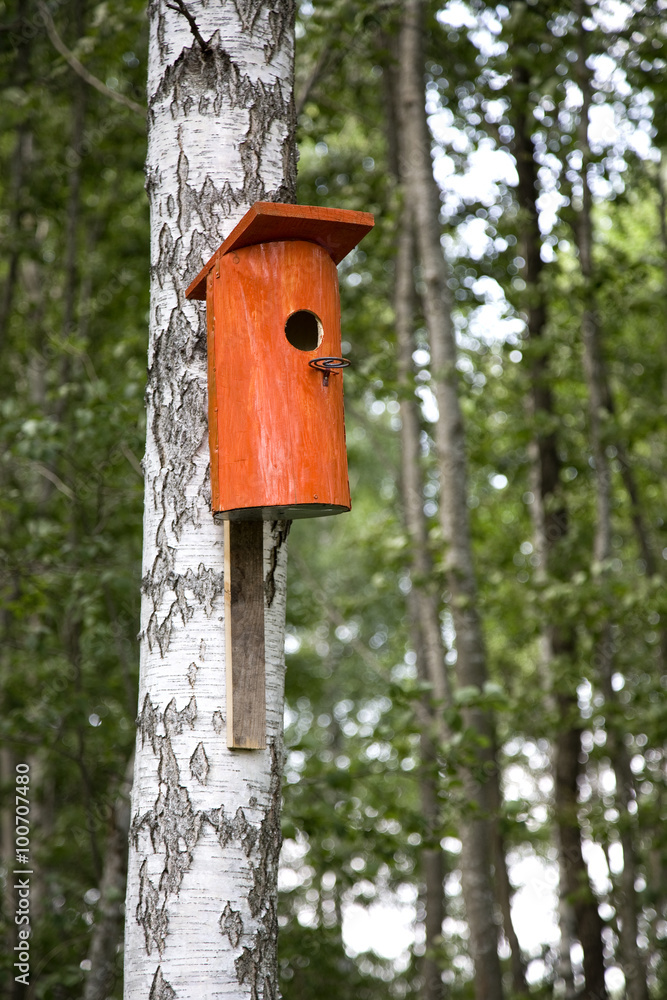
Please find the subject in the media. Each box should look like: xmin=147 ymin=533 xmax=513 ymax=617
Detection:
xmin=308 ymin=356 xmax=351 ymax=386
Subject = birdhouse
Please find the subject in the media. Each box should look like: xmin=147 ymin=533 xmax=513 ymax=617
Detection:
xmin=185 ymin=201 xmax=375 ymax=522
xmin=185 ymin=202 xmax=374 ymax=751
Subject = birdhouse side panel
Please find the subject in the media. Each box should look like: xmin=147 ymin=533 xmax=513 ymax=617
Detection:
xmin=212 ymin=254 xmax=295 ymax=513
xmin=205 ymin=271 xmax=220 ymax=511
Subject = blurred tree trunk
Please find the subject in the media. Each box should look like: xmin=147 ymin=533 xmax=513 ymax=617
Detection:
xmin=0 ymin=0 xmax=30 ymax=349
xmin=397 ymin=4 xmax=506 ymax=998
xmin=658 ymin=150 xmax=667 ymax=293
xmin=83 ymin=755 xmax=134 ymax=1000
xmin=123 ymin=4 xmax=295 ymax=997
xmin=395 ymin=205 xmax=446 ymax=1000
xmin=511 ymin=55 xmax=608 ymax=1000
xmin=574 ymin=26 xmax=648 ymax=1000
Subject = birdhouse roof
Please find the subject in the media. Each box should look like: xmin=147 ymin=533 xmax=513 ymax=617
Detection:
xmin=185 ymin=202 xmax=375 ymax=300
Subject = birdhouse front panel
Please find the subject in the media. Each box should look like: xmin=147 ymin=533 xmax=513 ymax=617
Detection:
xmin=209 ymin=239 xmax=350 ymax=521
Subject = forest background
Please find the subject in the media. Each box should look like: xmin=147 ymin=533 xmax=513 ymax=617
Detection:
xmin=1 ymin=1 xmax=666 ymax=998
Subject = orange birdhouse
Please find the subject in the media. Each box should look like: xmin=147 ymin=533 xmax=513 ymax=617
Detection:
xmin=186 ymin=202 xmax=374 ymax=522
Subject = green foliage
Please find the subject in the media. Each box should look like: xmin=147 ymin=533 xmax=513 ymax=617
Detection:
xmin=0 ymin=1 xmax=147 ymax=994
xmin=281 ymin=2 xmax=667 ymax=997
xmin=1 ymin=1 xmax=667 ymax=997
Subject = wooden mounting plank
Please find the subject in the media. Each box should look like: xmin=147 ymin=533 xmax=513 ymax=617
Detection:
xmin=224 ymin=520 xmax=266 ymax=749
xmin=185 ymin=201 xmax=375 ymax=300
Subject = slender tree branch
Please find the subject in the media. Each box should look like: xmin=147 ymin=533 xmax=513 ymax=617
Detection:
xmin=166 ymin=0 xmax=210 ymax=53
xmin=120 ymin=442 xmax=144 ymax=479
xmin=38 ymin=3 xmax=145 ymax=118
xmin=28 ymin=460 xmax=75 ymax=499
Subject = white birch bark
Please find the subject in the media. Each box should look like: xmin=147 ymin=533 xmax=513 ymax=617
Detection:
xmin=124 ymin=3 xmax=296 ymax=997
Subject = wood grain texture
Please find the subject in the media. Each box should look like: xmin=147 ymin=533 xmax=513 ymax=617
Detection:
xmin=224 ymin=520 xmax=266 ymax=749
xmin=186 ymin=201 xmax=374 ymax=299
xmin=211 ymin=239 xmax=351 ymax=519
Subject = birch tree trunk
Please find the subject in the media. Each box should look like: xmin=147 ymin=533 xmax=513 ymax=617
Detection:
xmin=124 ymin=4 xmax=296 ymax=997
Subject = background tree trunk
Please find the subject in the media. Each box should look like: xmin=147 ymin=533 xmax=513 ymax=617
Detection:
xmin=124 ymin=3 xmax=296 ymax=997
xmin=84 ymin=755 xmax=134 ymax=1000
xmin=397 ymin=4 xmax=505 ymax=998
xmin=574 ymin=25 xmax=648 ymax=998
xmin=395 ymin=205 xmax=446 ymax=1000
xmin=510 ymin=54 xmax=608 ymax=1000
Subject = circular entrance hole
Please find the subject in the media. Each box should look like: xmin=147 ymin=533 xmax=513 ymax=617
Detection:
xmin=285 ymin=310 xmax=323 ymax=352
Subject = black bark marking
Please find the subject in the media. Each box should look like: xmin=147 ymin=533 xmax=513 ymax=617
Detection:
xmin=220 ymin=900 xmax=244 ymax=948
xmin=185 ymin=566 xmax=223 ymax=616
xmin=145 ymin=564 xmax=224 ymax=657
xmin=145 ymin=521 xmax=176 ymax=611
xmin=212 ymin=709 xmax=225 ymax=734
xmin=137 ymin=860 xmax=169 ymax=956
xmin=156 ymin=222 xmax=176 ymax=289
xmin=235 ymin=743 xmax=283 ymax=992
xmin=232 ymin=0 xmax=262 ymax=33
xmin=176 ymin=150 xmax=200 ymax=234
xmin=146 ymin=602 xmax=180 ymax=657
xmin=139 ymin=693 xmax=161 ymax=752
xmin=239 ymin=79 xmax=292 ymax=204
xmin=190 ymin=741 xmax=209 ymax=784
xmin=235 ymin=903 xmax=278 ymax=1000
xmin=153 ymin=343 xmax=208 ymax=480
xmin=149 ymin=966 xmax=176 ymax=999
xmin=155 ymin=1 xmax=168 ymax=63
xmin=187 ymin=661 xmax=198 ymax=687
xmin=264 ymin=2 xmax=295 ymax=64
xmin=265 ymin=520 xmax=290 ymax=608
xmin=155 ymin=741 xmax=202 ymax=893
xmin=164 ymin=695 xmax=197 ymax=736
xmin=186 ymin=228 xmax=213 ymax=283
xmin=233 ymin=807 xmax=259 ymax=857
xmin=150 ymin=37 xmax=232 ymax=119
xmin=131 ymin=698 xmax=204 ymax=955
xmin=209 ymin=805 xmax=235 ymax=848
